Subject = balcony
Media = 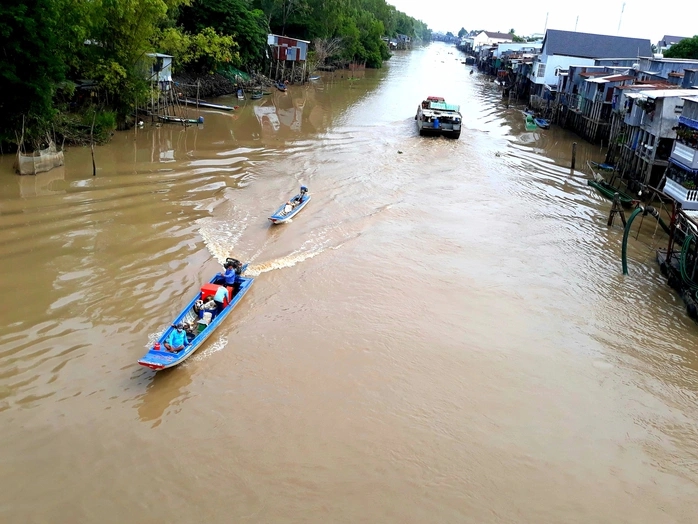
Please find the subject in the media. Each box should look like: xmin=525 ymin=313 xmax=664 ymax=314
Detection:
xmin=663 ymin=178 xmax=698 ymax=210
xmin=671 ymin=142 xmax=698 ymax=170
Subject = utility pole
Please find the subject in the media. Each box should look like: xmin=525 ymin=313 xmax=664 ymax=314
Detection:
xmin=574 ymin=16 xmax=579 ymax=32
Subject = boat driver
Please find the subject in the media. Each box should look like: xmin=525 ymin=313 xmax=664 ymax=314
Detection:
xmin=213 ymin=260 xmax=237 ymax=286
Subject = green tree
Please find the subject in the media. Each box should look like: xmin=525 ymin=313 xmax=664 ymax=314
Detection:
xmin=664 ymin=36 xmax=698 ymax=59
xmin=457 ymin=27 xmax=467 ymax=38
xmin=0 ymin=0 xmax=68 ymax=145
xmin=179 ymin=0 xmax=268 ymax=68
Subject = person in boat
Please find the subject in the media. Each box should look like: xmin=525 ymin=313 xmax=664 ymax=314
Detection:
xmin=164 ymin=323 xmax=188 ymax=353
xmin=181 ymin=322 xmax=197 ymax=343
xmin=213 ymin=284 xmax=229 ymax=315
xmin=213 ymin=260 xmax=238 ymax=286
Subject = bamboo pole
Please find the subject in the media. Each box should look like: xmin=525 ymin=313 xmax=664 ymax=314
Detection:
xmin=90 ymin=111 xmax=97 ymax=176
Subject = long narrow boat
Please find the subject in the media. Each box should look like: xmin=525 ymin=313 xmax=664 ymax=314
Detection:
xmin=268 ymin=187 xmax=311 ymax=224
xmin=138 ymin=265 xmax=254 ymax=370
xmin=586 ymin=161 xmax=635 ymax=208
xmin=276 ymin=82 xmax=287 ymax=92
xmin=534 ymin=118 xmax=550 ymax=129
xmin=178 ymin=98 xmax=236 ymax=111
xmin=159 ymin=114 xmax=204 ymax=125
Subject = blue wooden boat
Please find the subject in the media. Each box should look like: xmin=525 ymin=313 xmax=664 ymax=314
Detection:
xmin=138 ymin=264 xmax=254 ymax=371
xmin=534 ymin=118 xmax=550 ymax=129
xmin=268 ymin=186 xmax=310 ymax=224
xmin=276 ymin=82 xmax=287 ymax=92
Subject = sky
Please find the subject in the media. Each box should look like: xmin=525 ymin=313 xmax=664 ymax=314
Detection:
xmin=388 ymin=0 xmax=697 ymax=45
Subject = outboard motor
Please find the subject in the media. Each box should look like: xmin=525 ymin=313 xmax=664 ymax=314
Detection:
xmin=300 ymin=186 xmax=308 ymax=195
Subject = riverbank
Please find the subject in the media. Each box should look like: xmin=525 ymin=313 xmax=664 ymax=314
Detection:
xmin=173 ymin=71 xmax=278 ymax=99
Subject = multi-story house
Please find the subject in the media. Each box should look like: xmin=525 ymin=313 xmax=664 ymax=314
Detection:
xmin=529 ymin=29 xmax=652 ymax=105
xmin=662 ymin=96 xmax=698 ymax=209
xmin=615 ymin=88 xmax=697 ymax=187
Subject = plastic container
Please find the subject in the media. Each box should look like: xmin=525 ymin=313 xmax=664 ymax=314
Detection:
xmin=154 ymin=342 xmax=161 ymax=351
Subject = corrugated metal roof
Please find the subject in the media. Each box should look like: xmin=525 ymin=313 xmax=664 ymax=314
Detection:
xmin=543 ymin=29 xmax=652 ymax=59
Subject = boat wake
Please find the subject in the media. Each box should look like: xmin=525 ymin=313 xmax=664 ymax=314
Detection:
xmin=199 ymin=210 xmax=250 ymax=263
xmin=190 ymin=335 xmax=229 ymax=362
xmin=246 ymin=245 xmax=333 ymax=276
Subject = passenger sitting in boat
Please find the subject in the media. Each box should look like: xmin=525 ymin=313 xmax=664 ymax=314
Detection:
xmin=182 ymin=322 xmax=197 ymax=343
xmin=213 ymin=260 xmax=237 ymax=286
xmin=164 ymin=323 xmax=188 ymax=353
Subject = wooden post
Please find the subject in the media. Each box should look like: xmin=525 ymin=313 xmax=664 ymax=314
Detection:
xmin=570 ymin=142 xmax=577 ymax=173
xmin=90 ymin=111 xmax=97 ymax=177
xmin=607 ymin=193 xmax=627 ymax=227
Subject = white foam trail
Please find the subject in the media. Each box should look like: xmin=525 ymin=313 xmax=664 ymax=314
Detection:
xmin=190 ymin=335 xmax=229 ymax=362
xmin=199 ymin=210 xmax=250 ymax=263
xmin=246 ymin=247 xmax=325 ymax=276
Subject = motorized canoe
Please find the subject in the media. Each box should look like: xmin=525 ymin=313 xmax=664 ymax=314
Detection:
xmin=251 ymin=91 xmax=263 ymax=100
xmin=178 ymin=98 xmax=236 ymax=111
xmin=159 ymin=115 xmax=204 ymax=125
xmin=586 ymin=161 xmax=635 ymax=208
xmin=138 ymin=265 xmax=254 ymax=370
xmin=534 ymin=118 xmax=550 ymax=129
xmin=268 ymin=187 xmax=310 ymax=224
xmin=276 ymin=82 xmax=287 ymax=92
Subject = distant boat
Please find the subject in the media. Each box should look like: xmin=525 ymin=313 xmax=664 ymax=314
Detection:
xmin=179 ymin=98 xmax=235 ymax=111
xmin=524 ymin=114 xmax=537 ymax=131
xmin=159 ymin=115 xmax=203 ymax=125
xmin=236 ymin=89 xmax=245 ymax=100
xmin=268 ymin=186 xmax=310 ymax=224
xmin=534 ymin=118 xmax=550 ymax=129
xmin=276 ymin=82 xmax=287 ymax=92
xmin=250 ymin=91 xmax=263 ymax=100
xmin=309 ymin=76 xmax=320 ymax=81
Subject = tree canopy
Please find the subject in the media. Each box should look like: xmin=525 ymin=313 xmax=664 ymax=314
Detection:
xmin=664 ymin=36 xmax=698 ymax=59
xmin=1 ymin=0 xmax=430 ymax=145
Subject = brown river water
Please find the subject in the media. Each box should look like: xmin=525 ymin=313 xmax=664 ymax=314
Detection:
xmin=1 ymin=43 xmax=698 ymax=523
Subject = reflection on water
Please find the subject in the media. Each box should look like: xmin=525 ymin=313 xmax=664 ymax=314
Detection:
xmin=1 ymin=43 xmax=698 ymax=523
xmin=134 ymin=366 xmax=193 ymax=427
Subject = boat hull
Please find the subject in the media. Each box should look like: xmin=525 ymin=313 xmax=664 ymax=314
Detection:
xmin=178 ymin=98 xmax=235 ymax=111
xmin=534 ymin=118 xmax=550 ymax=129
xmin=269 ymin=194 xmax=311 ymax=224
xmin=137 ymin=274 xmax=254 ymax=370
xmin=587 ymin=180 xmax=635 ymax=207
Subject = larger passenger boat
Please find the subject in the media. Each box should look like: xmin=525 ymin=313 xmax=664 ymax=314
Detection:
xmin=415 ymin=96 xmax=462 ymax=139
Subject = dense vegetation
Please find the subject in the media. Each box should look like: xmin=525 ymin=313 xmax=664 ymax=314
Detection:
xmin=664 ymin=35 xmax=698 ymax=59
xmin=0 ymin=0 xmax=429 ymax=148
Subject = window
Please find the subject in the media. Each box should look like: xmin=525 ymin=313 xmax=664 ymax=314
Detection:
xmin=537 ymin=64 xmax=546 ymax=77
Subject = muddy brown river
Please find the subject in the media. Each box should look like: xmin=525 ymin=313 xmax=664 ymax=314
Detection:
xmin=1 ymin=43 xmax=697 ymax=522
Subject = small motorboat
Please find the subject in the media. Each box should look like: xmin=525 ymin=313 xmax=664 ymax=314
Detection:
xmin=276 ymin=82 xmax=287 ymax=92
xmin=309 ymin=76 xmax=320 ymax=81
xmin=586 ymin=161 xmax=635 ymax=208
xmin=268 ymin=186 xmax=310 ymax=224
xmin=236 ymin=89 xmax=245 ymax=100
xmin=159 ymin=115 xmax=204 ymax=125
xmin=534 ymin=118 xmax=550 ymax=129
xmin=138 ymin=264 xmax=254 ymax=370
xmin=251 ymin=90 xmax=263 ymax=100
xmin=525 ymin=114 xmax=537 ymax=131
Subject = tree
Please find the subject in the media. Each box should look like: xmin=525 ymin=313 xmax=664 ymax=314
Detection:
xmin=664 ymin=36 xmax=698 ymax=59
xmin=457 ymin=27 xmax=467 ymax=38
xmin=178 ymin=0 xmax=268 ymax=68
xmin=0 ymin=0 xmax=68 ymax=145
